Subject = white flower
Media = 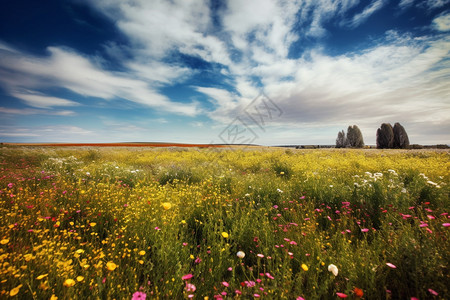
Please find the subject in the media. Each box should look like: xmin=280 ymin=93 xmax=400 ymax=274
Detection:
xmin=401 ymin=188 xmax=407 ymax=193
xmin=277 ymin=188 xmax=283 ymax=193
xmin=328 ymin=264 xmax=338 ymax=276
xmin=236 ymin=251 xmax=245 ymax=259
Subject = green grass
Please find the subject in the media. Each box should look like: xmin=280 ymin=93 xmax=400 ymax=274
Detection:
xmin=0 ymin=147 xmax=448 ymax=299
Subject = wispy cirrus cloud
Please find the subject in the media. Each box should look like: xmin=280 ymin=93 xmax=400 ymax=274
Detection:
xmin=0 ymin=106 xmax=75 ymax=116
xmin=0 ymin=44 xmax=200 ymax=116
xmin=12 ymin=92 xmax=79 ymax=108
xmin=345 ymin=0 xmax=387 ymax=28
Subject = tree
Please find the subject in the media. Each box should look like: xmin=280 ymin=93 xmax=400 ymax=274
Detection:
xmin=393 ymin=122 xmax=410 ymax=149
xmin=376 ymin=123 xmax=394 ymax=149
xmin=346 ymin=125 xmax=364 ymax=148
xmin=335 ymin=130 xmax=346 ymax=148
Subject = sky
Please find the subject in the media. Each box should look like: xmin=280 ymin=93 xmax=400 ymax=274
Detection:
xmin=0 ymin=0 xmax=449 ymax=145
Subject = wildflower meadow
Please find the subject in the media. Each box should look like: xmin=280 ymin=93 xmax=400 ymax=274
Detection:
xmin=0 ymin=146 xmax=448 ymax=299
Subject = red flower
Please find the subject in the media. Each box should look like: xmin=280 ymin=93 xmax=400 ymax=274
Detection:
xmin=353 ymin=287 xmax=364 ymax=298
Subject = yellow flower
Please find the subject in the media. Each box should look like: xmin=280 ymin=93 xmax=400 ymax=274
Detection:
xmin=106 ymin=261 xmax=117 ymax=271
xmin=63 ymin=279 xmax=76 ymax=287
xmin=50 ymin=294 xmax=58 ymax=300
xmin=162 ymin=202 xmax=172 ymax=210
xmin=221 ymin=232 xmax=229 ymax=238
xmin=139 ymin=250 xmax=146 ymax=256
xmin=9 ymin=284 xmax=22 ymax=296
xmin=39 ymin=281 xmax=49 ymax=290
xmin=76 ymin=276 xmax=84 ymax=282
xmin=36 ymin=274 xmax=48 ymax=280
xmin=0 ymin=239 xmax=9 ymax=245
xmin=181 ymin=220 xmax=186 ymax=224
xmin=89 ymin=222 xmax=96 ymax=227
xmin=76 ymin=249 xmax=85 ymax=254
xmin=138 ymin=260 xmax=144 ymax=265
xmin=301 ymin=264 xmax=308 ymax=271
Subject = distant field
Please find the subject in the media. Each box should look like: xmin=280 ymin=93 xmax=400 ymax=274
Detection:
xmin=0 ymin=146 xmax=448 ymax=299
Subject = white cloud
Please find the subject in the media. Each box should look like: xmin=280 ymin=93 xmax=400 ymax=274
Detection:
xmin=401 ymin=0 xmax=450 ymax=10
xmin=425 ymin=0 xmax=450 ymax=9
xmin=204 ymin=33 xmax=450 ymax=144
xmin=0 ymin=106 xmax=75 ymax=116
xmin=433 ymin=13 xmax=450 ymax=31
xmin=0 ymin=126 xmax=91 ymax=139
xmin=0 ymin=45 xmax=200 ymax=116
xmin=398 ymin=0 xmax=415 ymax=9
xmin=89 ymin=0 xmax=231 ymax=65
xmin=345 ymin=0 xmax=387 ymax=28
xmin=12 ymin=92 xmax=79 ymax=108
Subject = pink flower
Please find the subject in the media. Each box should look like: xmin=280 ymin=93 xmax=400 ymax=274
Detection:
xmin=182 ymin=274 xmax=193 ymax=280
xmin=222 ymin=281 xmax=229 ymax=287
xmin=336 ymin=292 xmax=348 ymax=298
xmin=185 ymin=283 xmax=196 ymax=292
xmin=265 ymin=272 xmax=274 ymax=279
xmin=428 ymin=288 xmax=438 ymax=296
xmin=361 ymin=228 xmax=369 ymax=232
xmin=443 ymin=223 xmax=450 ymax=227
xmin=419 ymin=224 xmax=428 ymax=227
xmin=7 ymin=183 xmax=13 ymax=189
xmin=386 ymin=263 xmax=397 ymax=269
xmin=132 ymin=291 xmax=147 ymax=300
xmin=427 ymin=215 xmax=435 ymax=219
xmin=410 ymin=297 xmax=419 ymax=300
xmin=297 ymin=297 xmax=305 ymax=300
xmin=257 ymin=253 xmax=264 ymax=258
xmin=245 ymin=281 xmax=255 ymax=288
xmin=253 ymin=294 xmax=260 ymax=298
xmin=235 ymin=290 xmax=242 ymax=295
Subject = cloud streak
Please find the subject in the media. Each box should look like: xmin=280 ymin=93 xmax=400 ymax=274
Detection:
xmin=0 ymin=44 xmax=200 ymax=116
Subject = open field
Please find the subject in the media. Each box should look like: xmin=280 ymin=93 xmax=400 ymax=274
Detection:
xmin=0 ymin=146 xmax=449 ymax=299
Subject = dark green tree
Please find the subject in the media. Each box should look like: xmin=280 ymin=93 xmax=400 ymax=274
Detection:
xmin=346 ymin=125 xmax=364 ymax=148
xmin=335 ymin=130 xmax=346 ymax=148
xmin=393 ymin=122 xmax=410 ymax=149
xmin=376 ymin=123 xmax=394 ymax=149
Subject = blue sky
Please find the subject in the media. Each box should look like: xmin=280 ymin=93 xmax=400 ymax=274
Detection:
xmin=0 ymin=0 xmax=449 ymax=145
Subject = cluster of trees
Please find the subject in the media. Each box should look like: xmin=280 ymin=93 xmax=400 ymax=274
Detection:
xmin=335 ymin=125 xmax=364 ymax=148
xmin=335 ymin=122 xmax=410 ymax=149
xmin=376 ymin=122 xmax=409 ymax=149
